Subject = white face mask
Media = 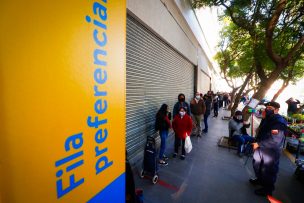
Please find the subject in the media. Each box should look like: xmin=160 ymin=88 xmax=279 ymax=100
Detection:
xmin=195 ymin=95 xmax=200 ymax=100
xmin=179 ymin=111 xmax=185 ymax=116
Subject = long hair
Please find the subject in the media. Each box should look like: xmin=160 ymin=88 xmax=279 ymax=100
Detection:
xmin=155 ymin=104 xmax=168 ymax=131
xmin=157 ymin=104 xmax=168 ymax=118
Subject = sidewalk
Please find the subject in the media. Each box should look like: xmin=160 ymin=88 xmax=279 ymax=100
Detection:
xmin=133 ymin=109 xmax=304 ymax=203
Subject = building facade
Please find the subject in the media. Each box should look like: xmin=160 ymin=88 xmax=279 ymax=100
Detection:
xmin=126 ymin=0 xmax=220 ymax=162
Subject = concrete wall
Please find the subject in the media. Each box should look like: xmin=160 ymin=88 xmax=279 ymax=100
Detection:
xmin=127 ymin=0 xmax=224 ymax=93
xmin=174 ymin=0 xmax=213 ymax=63
xmin=127 ymin=0 xmax=198 ymax=65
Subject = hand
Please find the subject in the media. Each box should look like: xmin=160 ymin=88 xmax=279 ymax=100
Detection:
xmin=271 ymin=129 xmax=278 ymax=135
xmin=252 ymin=142 xmax=259 ymax=150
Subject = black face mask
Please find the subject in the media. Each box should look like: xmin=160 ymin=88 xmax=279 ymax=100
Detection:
xmin=265 ymin=109 xmax=274 ymax=117
xmin=179 ymin=97 xmax=185 ymax=102
xmin=234 ymin=117 xmax=242 ymax=123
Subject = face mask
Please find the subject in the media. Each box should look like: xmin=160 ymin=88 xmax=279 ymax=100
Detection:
xmin=179 ymin=111 xmax=185 ymax=116
xmin=236 ymin=116 xmax=242 ymax=120
xmin=195 ymin=95 xmax=200 ymax=100
xmin=179 ymin=97 xmax=185 ymax=102
xmin=265 ymin=109 xmax=274 ymax=117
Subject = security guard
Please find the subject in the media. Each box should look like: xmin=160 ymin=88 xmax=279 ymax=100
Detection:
xmin=249 ymin=101 xmax=287 ymax=196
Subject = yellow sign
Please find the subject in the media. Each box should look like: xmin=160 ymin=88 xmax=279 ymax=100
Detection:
xmin=0 ymin=0 xmax=126 ymax=202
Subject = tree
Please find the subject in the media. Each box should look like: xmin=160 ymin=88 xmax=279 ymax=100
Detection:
xmin=215 ymin=43 xmax=242 ymax=111
xmin=192 ymin=0 xmax=304 ymax=120
xmin=215 ymin=21 xmax=257 ymax=116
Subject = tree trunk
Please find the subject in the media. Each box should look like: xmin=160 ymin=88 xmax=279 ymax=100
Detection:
xmin=231 ymin=73 xmax=253 ymax=116
xmin=230 ymin=91 xmax=242 ymax=117
xmin=242 ymin=79 xmax=275 ymax=121
xmin=227 ymin=87 xmax=239 ymax=110
xmin=271 ymin=80 xmax=289 ymax=101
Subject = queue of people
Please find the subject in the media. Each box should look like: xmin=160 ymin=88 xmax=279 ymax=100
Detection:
xmin=155 ymin=91 xmax=215 ymax=165
xmin=155 ymin=92 xmax=288 ymax=197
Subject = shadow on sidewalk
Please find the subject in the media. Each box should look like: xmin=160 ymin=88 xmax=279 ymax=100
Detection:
xmin=132 ymin=108 xmax=304 ymax=203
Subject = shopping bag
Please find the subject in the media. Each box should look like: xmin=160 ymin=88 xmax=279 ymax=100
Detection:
xmin=185 ymin=135 xmax=192 ymax=153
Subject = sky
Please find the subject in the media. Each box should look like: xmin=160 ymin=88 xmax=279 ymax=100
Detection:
xmin=266 ymin=78 xmax=304 ymax=116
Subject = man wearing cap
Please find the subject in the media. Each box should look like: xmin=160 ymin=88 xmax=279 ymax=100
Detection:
xmin=249 ymin=101 xmax=287 ymax=196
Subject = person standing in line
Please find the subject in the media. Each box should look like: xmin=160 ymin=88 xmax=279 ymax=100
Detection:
xmin=218 ymin=92 xmax=223 ymax=109
xmin=249 ymin=102 xmax=287 ymax=196
xmin=172 ymin=107 xmax=192 ymax=160
xmin=173 ymin=93 xmax=190 ymax=118
xmin=190 ymin=92 xmax=206 ymax=137
xmin=202 ymin=94 xmax=212 ymax=133
xmin=155 ymin=104 xmax=171 ymax=166
xmin=213 ymin=94 xmax=219 ymax=117
xmin=223 ymin=93 xmax=229 ymax=109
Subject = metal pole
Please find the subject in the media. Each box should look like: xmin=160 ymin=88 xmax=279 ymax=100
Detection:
xmin=251 ymin=113 xmax=254 ymax=137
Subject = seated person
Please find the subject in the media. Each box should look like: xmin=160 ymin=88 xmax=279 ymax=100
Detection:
xmin=228 ymin=111 xmax=254 ymax=156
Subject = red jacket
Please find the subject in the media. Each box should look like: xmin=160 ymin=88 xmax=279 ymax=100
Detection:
xmin=172 ymin=114 xmax=192 ymax=140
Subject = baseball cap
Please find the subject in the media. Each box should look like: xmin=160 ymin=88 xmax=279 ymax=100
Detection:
xmin=235 ymin=110 xmax=242 ymax=116
xmin=264 ymin=101 xmax=280 ymax=109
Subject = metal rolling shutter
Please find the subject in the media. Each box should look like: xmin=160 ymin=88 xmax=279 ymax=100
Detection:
xmin=126 ymin=15 xmax=195 ymax=161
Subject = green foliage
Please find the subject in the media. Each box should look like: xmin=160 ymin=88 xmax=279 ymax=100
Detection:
xmin=195 ymin=0 xmax=304 ymax=90
xmin=215 ymin=21 xmax=254 ymax=80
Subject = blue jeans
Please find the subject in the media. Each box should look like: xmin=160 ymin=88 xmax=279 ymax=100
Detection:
xmin=203 ymin=114 xmax=209 ymax=132
xmin=159 ymin=130 xmax=168 ymax=159
xmin=232 ymin=134 xmax=254 ymax=153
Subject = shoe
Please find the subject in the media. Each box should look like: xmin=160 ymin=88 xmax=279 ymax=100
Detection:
xmin=180 ymin=155 xmax=185 ymax=160
xmin=173 ymin=153 xmax=177 ymax=158
xmin=254 ymin=188 xmax=272 ymax=196
xmin=162 ymin=155 xmax=169 ymax=160
xmin=249 ymin=178 xmax=262 ymax=186
xmin=202 ymin=130 xmax=208 ymax=133
xmin=159 ymin=160 xmax=168 ymax=166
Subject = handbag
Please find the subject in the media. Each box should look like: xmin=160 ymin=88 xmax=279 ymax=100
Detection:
xmin=185 ymin=135 xmax=192 ymax=153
